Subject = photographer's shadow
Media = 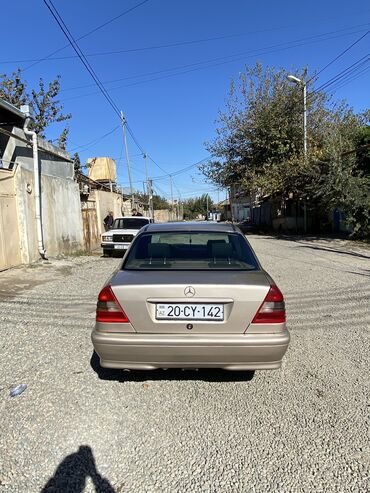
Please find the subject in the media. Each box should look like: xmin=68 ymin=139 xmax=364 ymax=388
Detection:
xmin=41 ymin=445 xmax=115 ymax=493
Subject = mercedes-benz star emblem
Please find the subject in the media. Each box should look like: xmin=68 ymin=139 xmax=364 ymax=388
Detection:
xmin=184 ymin=286 xmax=196 ymax=297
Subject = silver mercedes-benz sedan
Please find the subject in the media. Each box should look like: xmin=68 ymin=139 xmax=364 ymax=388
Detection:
xmin=92 ymin=222 xmax=290 ymax=371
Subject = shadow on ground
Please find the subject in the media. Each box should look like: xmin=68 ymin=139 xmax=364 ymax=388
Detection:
xmin=41 ymin=445 xmax=116 ymax=493
xmin=90 ymin=352 xmax=255 ymax=382
xmin=257 ymin=234 xmax=370 ymax=260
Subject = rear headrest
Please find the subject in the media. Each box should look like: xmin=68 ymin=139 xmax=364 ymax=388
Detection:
xmin=207 ymin=239 xmax=226 ymax=247
xmin=148 ymin=243 xmax=171 ymax=258
xmin=207 ymin=239 xmax=225 ymax=253
xmin=211 ymin=242 xmax=233 ymax=258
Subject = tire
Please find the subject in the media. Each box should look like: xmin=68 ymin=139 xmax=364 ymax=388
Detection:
xmin=103 ymin=249 xmax=112 ymax=257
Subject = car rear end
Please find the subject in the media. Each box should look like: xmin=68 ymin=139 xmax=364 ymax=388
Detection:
xmin=92 ymin=225 xmax=290 ymax=370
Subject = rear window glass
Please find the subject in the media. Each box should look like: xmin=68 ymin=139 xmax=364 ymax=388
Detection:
xmin=112 ymin=218 xmax=149 ymax=229
xmin=123 ymin=232 xmax=259 ymax=270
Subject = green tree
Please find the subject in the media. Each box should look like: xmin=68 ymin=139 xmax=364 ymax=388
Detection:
xmin=202 ymin=63 xmax=330 ymax=195
xmin=354 ymin=125 xmax=370 ymax=174
xmin=153 ymin=194 xmax=170 ymax=210
xmin=308 ymin=122 xmax=370 ymax=238
xmin=0 ymin=69 xmax=71 ymax=145
xmin=183 ymin=194 xmax=213 ymax=219
xmin=135 ymin=192 xmax=169 ymax=210
xmin=73 ymin=152 xmax=82 ymax=174
xmin=202 ymin=62 xmax=369 ymax=237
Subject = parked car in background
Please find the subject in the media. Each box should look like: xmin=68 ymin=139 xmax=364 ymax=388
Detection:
xmin=237 ymin=218 xmax=257 ymax=234
xmin=101 ymin=216 xmax=153 ymax=257
xmin=93 ymin=222 xmax=290 ymax=372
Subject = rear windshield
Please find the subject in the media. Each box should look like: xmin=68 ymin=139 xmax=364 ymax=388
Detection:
xmin=112 ymin=218 xmax=149 ymax=229
xmin=123 ymin=232 xmax=259 ymax=270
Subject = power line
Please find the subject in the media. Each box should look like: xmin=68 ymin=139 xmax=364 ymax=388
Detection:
xmin=328 ymin=64 xmax=370 ymax=93
xmin=44 ymin=0 xmax=153 ymax=170
xmin=125 ymin=123 xmax=146 ymax=154
xmin=59 ymin=25 xmax=370 ymax=103
xmin=22 ymin=0 xmax=151 ymax=71
xmin=5 ymin=21 xmax=369 ymax=67
xmin=308 ymin=29 xmax=369 ymax=82
xmin=43 ymin=0 xmax=121 ymax=119
xmin=152 ymin=182 xmax=171 ymax=199
xmin=68 ymin=125 xmax=120 ymax=153
xmin=0 ymin=25 xmax=292 ymax=64
xmin=148 ymin=156 xmax=170 ymax=175
xmin=313 ymin=54 xmax=369 ymax=93
xmin=150 ymin=156 xmax=211 ymax=180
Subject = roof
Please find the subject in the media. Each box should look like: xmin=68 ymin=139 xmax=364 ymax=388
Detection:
xmin=115 ymin=216 xmax=151 ymax=220
xmin=144 ymin=221 xmax=238 ymax=233
xmin=217 ymin=199 xmax=230 ymax=206
xmin=0 ymin=98 xmax=26 ymax=126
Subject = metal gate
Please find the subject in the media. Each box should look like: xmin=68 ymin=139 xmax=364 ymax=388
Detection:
xmin=0 ymin=170 xmax=21 ymax=270
xmin=81 ymin=200 xmax=99 ymax=252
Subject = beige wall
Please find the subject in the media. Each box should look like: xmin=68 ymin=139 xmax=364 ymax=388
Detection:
xmin=92 ymin=190 xmax=146 ymax=234
xmin=0 ymin=169 xmax=21 ymax=270
xmin=92 ymin=190 xmax=126 ymax=235
xmin=154 ymin=209 xmax=171 ymax=223
xmin=15 ymin=167 xmax=84 ymax=263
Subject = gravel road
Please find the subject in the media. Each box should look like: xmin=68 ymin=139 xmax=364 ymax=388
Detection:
xmin=0 ymin=236 xmax=369 ymax=492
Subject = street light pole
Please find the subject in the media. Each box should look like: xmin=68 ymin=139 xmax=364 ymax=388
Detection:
xmin=287 ymin=75 xmax=307 ymax=160
xmin=303 ymin=82 xmax=307 ymax=159
xmin=287 ymin=75 xmax=308 ymax=233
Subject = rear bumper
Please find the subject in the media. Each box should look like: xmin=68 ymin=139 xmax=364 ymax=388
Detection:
xmin=91 ymin=330 xmax=290 ymax=370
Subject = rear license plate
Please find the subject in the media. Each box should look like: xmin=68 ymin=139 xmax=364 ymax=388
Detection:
xmin=156 ymin=304 xmax=224 ymax=321
xmin=114 ymin=245 xmax=127 ymax=250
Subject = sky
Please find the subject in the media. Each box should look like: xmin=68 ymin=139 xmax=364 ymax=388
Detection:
xmin=1 ymin=0 xmax=369 ymax=203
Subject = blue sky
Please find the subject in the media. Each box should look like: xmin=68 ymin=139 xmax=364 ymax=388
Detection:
xmin=2 ymin=0 xmax=369 ymax=202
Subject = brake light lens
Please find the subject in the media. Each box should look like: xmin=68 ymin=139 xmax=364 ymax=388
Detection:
xmin=252 ymin=285 xmax=286 ymax=324
xmin=96 ymin=286 xmax=129 ymax=323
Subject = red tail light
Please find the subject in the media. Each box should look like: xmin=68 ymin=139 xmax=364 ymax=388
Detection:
xmin=96 ymin=286 xmax=129 ymax=323
xmin=252 ymin=285 xmax=286 ymax=324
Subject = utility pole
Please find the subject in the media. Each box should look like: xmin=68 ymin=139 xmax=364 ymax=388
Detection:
xmin=143 ymin=152 xmax=149 ymax=193
xmin=170 ymin=175 xmax=174 ymax=221
xmin=206 ymin=194 xmax=209 ymax=220
xmin=148 ymin=179 xmax=154 ymax=220
xmin=121 ymin=111 xmax=134 ymax=210
xmin=143 ymin=153 xmax=150 ymax=217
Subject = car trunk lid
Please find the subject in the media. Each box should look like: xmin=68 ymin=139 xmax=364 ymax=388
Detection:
xmin=110 ymin=270 xmax=270 ymax=334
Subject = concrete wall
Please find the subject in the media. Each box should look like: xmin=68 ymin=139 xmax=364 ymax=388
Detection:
xmin=0 ymin=168 xmax=21 ymax=270
xmin=91 ymin=190 xmax=149 ymax=234
xmin=154 ymin=209 xmax=170 ymax=223
xmin=92 ymin=190 xmax=128 ymax=235
xmin=15 ymin=167 xmax=84 ymax=263
xmin=0 ymin=126 xmax=85 ymax=265
xmin=1 ymin=127 xmax=73 ymax=179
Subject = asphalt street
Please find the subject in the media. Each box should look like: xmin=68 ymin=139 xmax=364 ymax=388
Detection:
xmin=0 ymin=235 xmax=369 ymax=492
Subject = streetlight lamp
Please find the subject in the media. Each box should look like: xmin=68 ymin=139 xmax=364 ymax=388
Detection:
xmin=287 ymin=75 xmax=308 ymax=233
